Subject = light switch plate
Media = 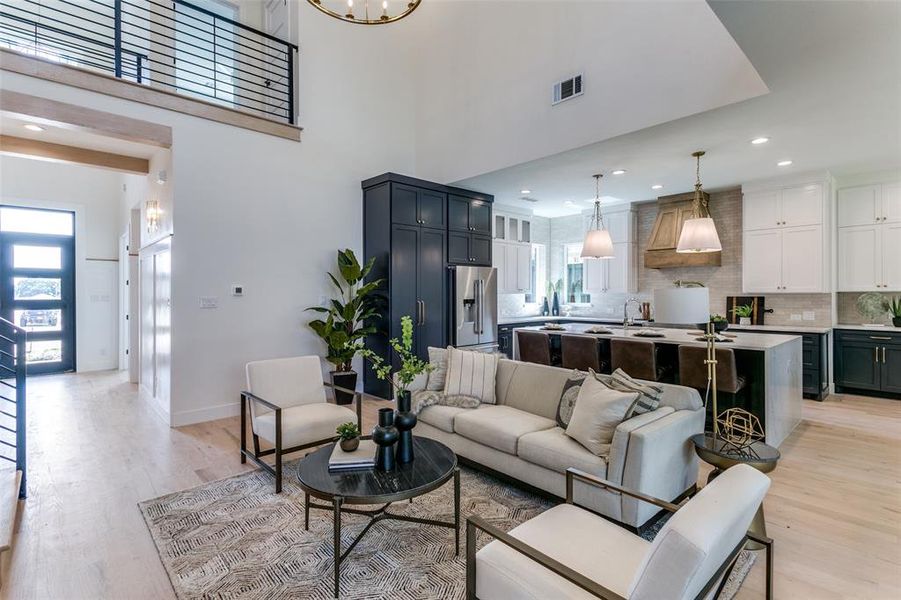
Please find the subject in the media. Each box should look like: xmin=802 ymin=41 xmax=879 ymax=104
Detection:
xmin=199 ymin=296 xmax=218 ymax=309
xmin=802 ymin=311 xmax=815 ymax=321
xmin=231 ymin=284 xmax=244 ymax=297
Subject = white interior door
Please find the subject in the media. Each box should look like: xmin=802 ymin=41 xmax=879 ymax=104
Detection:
xmin=838 ymin=224 xmax=881 ymax=291
xmin=781 ymin=226 xmax=823 ymax=292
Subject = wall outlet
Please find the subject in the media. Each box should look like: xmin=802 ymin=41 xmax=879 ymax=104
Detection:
xmin=802 ymin=311 xmax=815 ymax=321
xmin=790 ymin=313 xmax=802 ymax=321
xmin=199 ymin=296 xmax=218 ymax=309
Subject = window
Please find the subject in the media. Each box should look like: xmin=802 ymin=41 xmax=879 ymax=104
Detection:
xmin=563 ymin=243 xmax=591 ymax=304
xmin=524 ymin=243 xmax=546 ymax=303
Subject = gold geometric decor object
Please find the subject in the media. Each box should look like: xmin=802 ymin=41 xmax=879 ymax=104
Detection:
xmin=716 ymin=408 xmax=765 ymax=450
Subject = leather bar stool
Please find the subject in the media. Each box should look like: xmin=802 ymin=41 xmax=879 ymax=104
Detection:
xmin=517 ymin=330 xmax=552 ymax=365
xmin=678 ymin=346 xmax=749 ymax=418
xmin=560 ymin=334 xmax=607 ymax=373
xmin=610 ymin=338 xmax=670 ymax=382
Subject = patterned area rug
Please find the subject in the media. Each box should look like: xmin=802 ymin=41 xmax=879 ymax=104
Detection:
xmin=139 ymin=462 xmax=755 ymax=599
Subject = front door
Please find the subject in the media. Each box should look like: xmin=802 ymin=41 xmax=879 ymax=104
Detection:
xmin=0 ymin=206 xmax=76 ymax=374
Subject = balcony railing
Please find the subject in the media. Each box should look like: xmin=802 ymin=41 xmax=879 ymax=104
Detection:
xmin=0 ymin=0 xmax=298 ymax=125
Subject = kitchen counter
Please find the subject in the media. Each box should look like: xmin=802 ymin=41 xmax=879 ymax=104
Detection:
xmin=833 ymin=324 xmax=901 ymax=332
xmin=729 ymin=324 xmax=832 ymax=334
xmin=499 ymin=315 xmax=642 ymax=325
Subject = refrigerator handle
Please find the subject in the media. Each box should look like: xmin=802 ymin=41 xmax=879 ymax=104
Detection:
xmin=476 ymin=279 xmax=484 ymax=335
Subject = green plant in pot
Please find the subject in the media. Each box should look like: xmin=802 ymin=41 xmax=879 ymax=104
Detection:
xmin=705 ymin=313 xmax=729 ymax=333
xmin=307 ymin=249 xmax=383 ymax=405
xmin=336 ymin=422 xmax=361 ymax=452
xmin=887 ymin=296 xmax=901 ymax=328
xmin=731 ymin=304 xmax=754 ymax=326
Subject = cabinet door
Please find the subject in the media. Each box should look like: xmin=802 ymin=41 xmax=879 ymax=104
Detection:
xmin=838 ymin=185 xmax=880 ymax=227
xmin=448 ymin=196 xmax=471 ymax=232
xmin=417 ymin=227 xmax=447 ymax=357
xmin=507 ymin=217 xmax=520 ymax=242
xmin=883 ymin=222 xmax=901 ymax=290
xmin=503 ymin=243 xmax=518 ymax=291
xmin=881 ymin=344 xmax=901 ymax=394
xmin=493 ymin=241 xmax=507 ymax=292
xmin=882 ymin=182 xmax=901 ymax=224
xmin=516 ymin=244 xmax=531 ymax=292
xmin=520 ymin=219 xmax=531 ymax=243
xmin=470 ymin=235 xmax=492 ymax=266
xmin=781 ymin=226 xmax=823 ymax=292
xmin=494 ymin=214 xmax=506 ymax=240
xmin=583 ymin=257 xmax=604 ymax=293
xmin=836 ymin=340 xmax=881 ymax=391
xmin=742 ymin=229 xmax=782 ymax=293
xmin=743 ymin=190 xmax=781 ymax=231
xmin=418 ymin=189 xmax=446 ymax=229
xmin=390 ymin=225 xmax=420 ymax=341
xmin=447 ymin=232 xmax=471 ymax=264
xmin=647 ymin=206 xmax=681 ymax=249
xmin=606 ymin=243 xmax=633 ymax=293
xmin=470 ymin=201 xmax=492 ymax=235
xmin=391 ymin=184 xmax=419 ymax=226
xmin=838 ymin=225 xmax=881 ymax=291
xmin=781 ymin=184 xmax=822 ymax=227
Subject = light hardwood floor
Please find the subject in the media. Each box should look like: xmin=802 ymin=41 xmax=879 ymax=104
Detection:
xmin=1 ymin=370 xmax=898 ymax=599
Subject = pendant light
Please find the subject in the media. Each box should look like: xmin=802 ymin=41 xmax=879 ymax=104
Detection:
xmin=581 ymin=173 xmax=614 ymax=259
xmin=677 ymin=150 xmax=722 ymax=253
xmin=307 ymin=0 xmax=421 ymax=25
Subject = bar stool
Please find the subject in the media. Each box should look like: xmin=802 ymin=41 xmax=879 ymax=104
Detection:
xmin=560 ymin=334 xmax=608 ymax=373
xmin=610 ymin=338 xmax=670 ymax=382
xmin=517 ymin=330 xmax=552 ymax=365
xmin=678 ymin=346 xmax=748 ymax=419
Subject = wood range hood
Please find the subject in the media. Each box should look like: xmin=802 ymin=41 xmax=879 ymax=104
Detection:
xmin=644 ymin=191 xmax=722 ymax=268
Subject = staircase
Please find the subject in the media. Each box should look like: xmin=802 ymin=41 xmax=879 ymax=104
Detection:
xmin=0 ymin=317 xmax=26 ymax=583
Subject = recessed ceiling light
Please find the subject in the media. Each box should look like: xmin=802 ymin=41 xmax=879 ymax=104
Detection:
xmin=777 ymin=160 xmax=793 ymax=167
xmin=23 ymin=124 xmax=44 ymax=132
xmin=651 ymin=184 xmax=664 ymax=190
xmin=612 ymin=169 xmax=626 ymax=175
xmin=520 ymin=189 xmax=531 ymax=195
xmin=564 ymin=200 xmax=575 ymax=206
xmin=750 ymin=137 xmax=769 ymax=145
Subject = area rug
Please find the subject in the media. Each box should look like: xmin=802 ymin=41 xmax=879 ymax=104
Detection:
xmin=139 ymin=463 xmax=755 ymax=599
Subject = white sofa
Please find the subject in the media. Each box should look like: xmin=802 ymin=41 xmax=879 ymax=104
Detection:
xmin=411 ymin=358 xmax=705 ymax=529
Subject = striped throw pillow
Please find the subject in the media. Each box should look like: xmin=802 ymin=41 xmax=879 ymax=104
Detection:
xmin=589 ymin=368 xmax=662 ymax=419
xmin=443 ymin=347 xmax=499 ymax=404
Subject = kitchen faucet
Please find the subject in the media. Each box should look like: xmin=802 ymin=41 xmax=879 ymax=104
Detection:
xmin=623 ymin=297 xmax=641 ymax=330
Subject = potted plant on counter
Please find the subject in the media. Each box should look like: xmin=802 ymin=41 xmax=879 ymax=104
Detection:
xmin=731 ymin=304 xmax=754 ymax=326
xmin=307 ymin=249 xmax=383 ymax=405
xmin=887 ymin=296 xmax=901 ymax=327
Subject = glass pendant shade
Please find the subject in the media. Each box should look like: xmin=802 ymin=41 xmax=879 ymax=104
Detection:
xmin=677 ymin=217 xmax=722 ymax=253
xmin=582 ymin=228 xmax=614 ymax=259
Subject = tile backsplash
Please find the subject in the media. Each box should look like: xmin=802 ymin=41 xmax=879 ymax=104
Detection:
xmin=837 ymin=291 xmax=898 ymax=325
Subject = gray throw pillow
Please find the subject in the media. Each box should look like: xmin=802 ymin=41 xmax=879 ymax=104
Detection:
xmin=556 ymin=370 xmax=587 ymax=428
xmin=425 ymin=346 xmax=448 ymax=391
xmin=590 ymin=368 xmax=662 ymax=419
xmin=565 ymin=375 xmax=637 ymax=455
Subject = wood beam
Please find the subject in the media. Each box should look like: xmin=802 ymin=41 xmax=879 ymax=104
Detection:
xmin=0 ymin=135 xmax=150 ymax=174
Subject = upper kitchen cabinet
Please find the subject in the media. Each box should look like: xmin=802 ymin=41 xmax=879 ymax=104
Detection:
xmin=584 ymin=204 xmax=638 ymax=293
xmin=837 ymin=180 xmax=901 ymax=291
xmin=449 ymin=194 xmax=492 ymax=235
xmin=493 ymin=211 xmax=532 ymax=243
xmin=741 ymin=176 xmax=831 ymax=294
xmin=391 ymin=183 xmax=446 ymax=229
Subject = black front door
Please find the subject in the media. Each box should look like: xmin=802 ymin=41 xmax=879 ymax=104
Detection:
xmin=0 ymin=206 xmax=76 ymax=374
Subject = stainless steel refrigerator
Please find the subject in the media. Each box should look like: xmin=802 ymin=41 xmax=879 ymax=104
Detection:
xmin=451 ymin=266 xmax=498 ymax=351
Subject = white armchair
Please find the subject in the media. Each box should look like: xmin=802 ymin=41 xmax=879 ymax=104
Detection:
xmin=240 ymin=356 xmax=360 ymax=492
xmin=467 ymin=463 xmax=773 ymax=600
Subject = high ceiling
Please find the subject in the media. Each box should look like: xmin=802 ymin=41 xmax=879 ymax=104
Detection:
xmin=454 ymin=0 xmax=901 ymax=217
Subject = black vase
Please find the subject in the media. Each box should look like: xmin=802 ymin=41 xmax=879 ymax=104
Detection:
xmin=552 ymin=292 xmax=560 ymax=316
xmin=394 ymin=391 xmax=417 ymax=464
xmin=894 ymin=316 xmax=901 ymax=328
xmin=541 ymin=297 xmax=550 ymax=316
xmin=372 ymin=408 xmax=399 ymax=471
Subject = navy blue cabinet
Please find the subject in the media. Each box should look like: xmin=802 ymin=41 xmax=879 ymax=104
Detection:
xmin=834 ymin=329 xmax=901 ymax=398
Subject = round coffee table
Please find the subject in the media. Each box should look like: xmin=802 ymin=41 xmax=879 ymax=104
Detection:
xmin=691 ymin=433 xmax=779 ymax=550
xmin=298 ymin=436 xmax=460 ymax=599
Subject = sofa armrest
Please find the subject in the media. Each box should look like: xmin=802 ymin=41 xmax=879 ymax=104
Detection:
xmin=607 ymin=407 xmax=675 ymax=485
xmin=614 ymin=408 xmax=705 ymax=527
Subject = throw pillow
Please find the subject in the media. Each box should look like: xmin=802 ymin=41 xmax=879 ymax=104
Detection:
xmin=410 ymin=390 xmax=481 ymax=416
xmin=565 ymin=375 xmax=637 ymax=456
xmin=590 ymin=368 xmax=662 ymax=419
xmin=426 ymin=346 xmax=449 ymax=391
xmin=443 ymin=346 xmax=499 ymax=404
xmin=556 ymin=370 xmax=588 ymax=428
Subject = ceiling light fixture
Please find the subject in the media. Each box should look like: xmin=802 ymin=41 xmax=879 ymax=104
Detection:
xmin=750 ymin=137 xmax=769 ymax=145
xmin=581 ymin=174 xmax=614 ymax=260
xmin=777 ymin=160 xmax=793 ymax=167
xmin=612 ymin=169 xmax=626 ymax=175
xmin=520 ymin=189 xmax=531 ymax=195
xmin=23 ymin=124 xmax=44 ymax=132
xmin=677 ymin=150 xmax=722 ymax=254
xmin=308 ymin=0 xmax=420 ymax=24
xmin=652 ymin=184 xmax=664 ymax=190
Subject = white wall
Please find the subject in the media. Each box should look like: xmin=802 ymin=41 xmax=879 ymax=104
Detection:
xmin=0 ymin=155 xmax=123 ymax=371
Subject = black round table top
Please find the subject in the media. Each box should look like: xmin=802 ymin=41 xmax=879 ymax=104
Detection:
xmin=691 ymin=432 xmax=780 ymax=468
xmin=297 ymin=436 xmax=457 ymax=505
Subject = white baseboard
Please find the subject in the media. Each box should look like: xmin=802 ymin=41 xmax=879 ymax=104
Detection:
xmin=171 ymin=401 xmax=240 ymax=428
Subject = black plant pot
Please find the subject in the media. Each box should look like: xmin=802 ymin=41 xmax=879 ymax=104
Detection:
xmin=894 ymin=316 xmax=901 ymax=328
xmin=394 ymin=391 xmax=417 ymax=464
xmin=372 ymin=408 xmax=399 ymax=471
xmin=330 ymin=370 xmax=357 ymax=405
xmin=552 ymin=292 xmax=560 ymax=316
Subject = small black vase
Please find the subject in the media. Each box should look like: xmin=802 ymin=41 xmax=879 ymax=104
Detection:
xmin=894 ymin=316 xmax=901 ymax=328
xmin=394 ymin=391 xmax=417 ymax=464
xmin=541 ymin=297 xmax=550 ymax=316
xmin=552 ymin=292 xmax=560 ymax=316
xmin=372 ymin=408 xmax=399 ymax=471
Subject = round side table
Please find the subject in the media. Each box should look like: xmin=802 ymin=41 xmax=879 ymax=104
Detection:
xmin=691 ymin=433 xmax=780 ymax=550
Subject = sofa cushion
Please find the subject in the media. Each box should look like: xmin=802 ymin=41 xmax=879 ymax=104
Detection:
xmin=518 ymin=427 xmax=607 ymax=478
xmin=495 ymin=359 xmax=572 ymax=420
xmin=454 ymin=405 xmax=556 ymax=454
xmin=418 ymin=404 xmax=473 ymax=433
xmin=252 ymin=402 xmax=356 ymax=448
xmin=444 ymin=347 xmax=499 ymax=404
xmin=476 ymin=503 xmax=649 ymax=600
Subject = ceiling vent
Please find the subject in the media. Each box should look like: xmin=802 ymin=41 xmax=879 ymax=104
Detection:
xmin=552 ymin=74 xmax=583 ymax=105
xmin=520 ymin=196 xmax=539 ymax=203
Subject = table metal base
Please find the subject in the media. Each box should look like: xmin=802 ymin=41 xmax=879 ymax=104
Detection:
xmin=304 ymin=467 xmax=460 ymax=598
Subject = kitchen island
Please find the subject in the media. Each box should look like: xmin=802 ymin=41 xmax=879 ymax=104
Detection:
xmin=512 ymin=323 xmax=803 ymax=447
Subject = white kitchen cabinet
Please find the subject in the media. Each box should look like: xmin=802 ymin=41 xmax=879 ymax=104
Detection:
xmin=516 ymin=244 xmax=531 ymax=290
xmin=742 ymin=190 xmax=781 ymax=231
xmin=583 ymin=243 xmax=636 ymax=294
xmin=781 ymin=184 xmax=823 ymax=227
xmin=883 ymin=222 xmax=901 ymax=290
xmin=494 ymin=211 xmax=532 ymax=243
xmin=883 ymin=183 xmax=901 ymax=224
xmin=837 ymin=185 xmax=880 ymax=227
xmin=743 ymin=229 xmax=783 ymax=293
xmin=494 ymin=240 xmax=532 ymax=293
xmin=781 ymin=226 xmax=823 ymax=292
xmin=838 ymin=225 xmax=881 ymax=292
xmin=836 ymin=181 xmax=901 ymax=291
xmin=504 ymin=243 xmax=518 ymax=291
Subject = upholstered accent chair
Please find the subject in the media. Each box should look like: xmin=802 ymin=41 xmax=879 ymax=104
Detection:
xmin=467 ymin=463 xmax=773 ymax=600
xmin=240 ymin=356 xmax=361 ymax=492
xmin=678 ymin=346 xmax=749 ymax=417
xmin=561 ymin=334 xmax=608 ymax=373
xmin=610 ymin=339 xmax=671 ymax=382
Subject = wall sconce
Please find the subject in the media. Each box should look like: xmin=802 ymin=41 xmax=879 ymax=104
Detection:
xmin=145 ymin=199 xmax=161 ymax=233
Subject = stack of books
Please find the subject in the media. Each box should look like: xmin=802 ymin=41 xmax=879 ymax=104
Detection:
xmin=328 ymin=439 xmax=377 ymax=472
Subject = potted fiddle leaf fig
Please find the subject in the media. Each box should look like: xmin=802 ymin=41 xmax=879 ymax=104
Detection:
xmin=307 ymin=249 xmax=383 ymax=404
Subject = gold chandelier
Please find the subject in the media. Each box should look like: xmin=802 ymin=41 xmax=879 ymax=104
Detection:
xmin=307 ymin=0 xmax=422 ymax=24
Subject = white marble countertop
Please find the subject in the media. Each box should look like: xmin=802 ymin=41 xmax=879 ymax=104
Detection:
xmin=499 ymin=315 xmax=641 ymax=325
xmin=513 ymin=323 xmax=801 ymax=351
xmin=729 ymin=324 xmax=831 ymax=334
